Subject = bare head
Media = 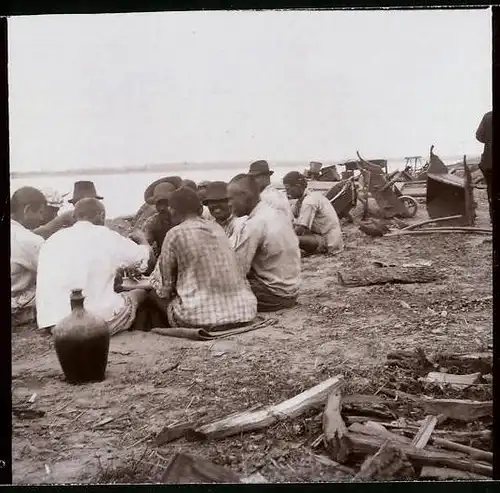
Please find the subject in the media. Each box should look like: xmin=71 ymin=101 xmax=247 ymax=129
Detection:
xmin=283 ymin=171 xmax=308 ymax=200
xmin=227 ymin=174 xmax=260 ymax=217
xmin=168 ymin=187 xmax=203 ymax=226
xmin=74 ymin=198 xmax=106 ymax=226
xmin=11 ymin=186 xmax=47 ymax=229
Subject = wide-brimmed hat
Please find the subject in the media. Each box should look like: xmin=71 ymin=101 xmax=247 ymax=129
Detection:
xmin=203 ymin=181 xmax=228 ymax=203
xmin=248 ymin=160 xmax=274 ymax=176
xmin=41 ymin=188 xmax=68 ymax=209
xmin=68 ymin=181 xmax=103 ymax=204
xmin=144 ymin=176 xmax=183 ymax=204
xmin=151 ymin=182 xmax=177 ymax=204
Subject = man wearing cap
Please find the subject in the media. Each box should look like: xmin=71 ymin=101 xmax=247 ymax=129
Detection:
xmin=140 ymin=182 xmax=176 ymax=268
xmin=283 ymin=171 xmax=344 ymax=256
xmin=36 ymin=198 xmax=152 ymax=336
xmin=149 ymin=187 xmax=257 ymax=329
xmin=248 ymin=160 xmax=293 ymax=221
xmin=11 ymin=187 xmax=48 ymax=326
xmin=203 ymin=181 xmax=245 ymax=243
xmin=228 ymin=174 xmax=301 ymax=312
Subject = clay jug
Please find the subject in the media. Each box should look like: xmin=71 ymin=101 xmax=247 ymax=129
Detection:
xmin=53 ymin=289 xmax=110 ymax=384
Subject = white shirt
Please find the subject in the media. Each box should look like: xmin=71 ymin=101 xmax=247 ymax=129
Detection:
xmin=11 ymin=219 xmax=44 ymax=296
xmin=36 ymin=221 xmax=150 ymax=329
xmin=260 ymin=184 xmax=293 ymax=221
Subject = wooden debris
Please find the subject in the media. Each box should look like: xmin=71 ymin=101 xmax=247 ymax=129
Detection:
xmin=154 ymin=422 xmax=196 ymax=447
xmin=28 ymin=393 xmax=37 ymax=404
xmin=419 ymin=372 xmax=481 ymax=389
xmin=400 ymin=215 xmax=462 ymax=231
xmin=94 ymin=417 xmax=114 ymax=428
xmin=191 ymin=375 xmax=343 ymax=440
xmin=161 ymin=453 xmax=242 ymax=483
xmin=354 ymin=440 xmax=415 ymax=480
xmin=322 ymin=389 xmax=349 ymax=462
xmin=420 ymin=466 xmax=490 ymax=480
xmin=385 ymin=227 xmax=491 ymax=238
xmin=310 ymin=453 xmax=356 ymax=475
xmin=338 ymin=266 xmax=439 ymax=287
xmin=421 ymin=398 xmax=492 ymax=422
xmin=12 ymin=406 xmax=45 ymax=420
xmin=430 ymin=437 xmax=493 ymax=464
xmin=387 ymin=348 xmax=435 ymax=370
xmin=346 ymin=432 xmax=492 ymax=477
xmin=411 ymin=415 xmax=438 ymax=449
xmin=434 ymin=352 xmax=492 ymax=375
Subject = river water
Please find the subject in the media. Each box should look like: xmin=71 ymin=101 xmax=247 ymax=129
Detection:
xmin=10 ymin=157 xmax=462 ymax=219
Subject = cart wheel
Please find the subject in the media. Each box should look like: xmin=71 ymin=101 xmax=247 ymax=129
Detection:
xmin=399 ymin=195 xmax=418 ymax=218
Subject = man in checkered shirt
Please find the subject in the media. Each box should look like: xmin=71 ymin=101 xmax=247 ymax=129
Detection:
xmin=149 ymin=187 xmax=257 ymax=329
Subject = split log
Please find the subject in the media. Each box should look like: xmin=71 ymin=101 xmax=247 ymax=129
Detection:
xmin=420 ymin=466 xmax=490 ymax=480
xmin=411 ymin=415 xmax=438 ymax=449
xmin=421 ymin=398 xmax=492 ymax=422
xmin=153 ymin=422 xmax=197 ymax=447
xmin=433 ymin=352 xmax=492 ymax=375
xmin=337 ymin=266 xmax=439 ymax=287
xmin=419 ymin=372 xmax=481 ymax=390
xmin=322 ymin=389 xmax=349 ymax=462
xmin=161 ymin=453 xmax=242 ymax=483
xmin=354 ymin=440 xmax=415 ymax=481
xmin=191 ymin=375 xmax=343 ymax=440
xmin=346 ymin=432 xmax=493 ymax=477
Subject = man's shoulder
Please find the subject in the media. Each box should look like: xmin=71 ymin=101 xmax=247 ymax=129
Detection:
xmin=303 ymin=190 xmax=323 ymax=204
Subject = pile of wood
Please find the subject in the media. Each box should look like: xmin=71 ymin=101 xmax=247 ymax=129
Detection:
xmin=153 ymin=349 xmax=492 ymax=483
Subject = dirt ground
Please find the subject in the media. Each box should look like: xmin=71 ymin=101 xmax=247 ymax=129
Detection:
xmin=11 ymin=190 xmax=492 ymax=484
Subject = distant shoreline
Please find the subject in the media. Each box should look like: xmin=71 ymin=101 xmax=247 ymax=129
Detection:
xmin=10 ymin=155 xmax=480 ymax=179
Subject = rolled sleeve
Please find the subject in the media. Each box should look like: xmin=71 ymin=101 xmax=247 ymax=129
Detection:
xmin=296 ymin=198 xmax=317 ymax=230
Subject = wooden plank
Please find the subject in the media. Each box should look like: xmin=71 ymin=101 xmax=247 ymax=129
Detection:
xmin=192 ymin=375 xmax=344 ymax=440
xmin=420 ymin=372 xmax=481 ymax=390
xmin=338 ymin=266 xmax=439 ymax=287
xmin=346 ymin=432 xmax=493 ymax=477
xmin=421 ymin=398 xmax=492 ymax=422
xmin=463 ymin=155 xmax=476 ymax=226
xmin=411 ymin=415 xmax=438 ymax=449
xmin=322 ymin=389 xmax=349 ymax=462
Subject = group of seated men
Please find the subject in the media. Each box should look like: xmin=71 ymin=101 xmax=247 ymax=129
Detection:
xmin=11 ymin=160 xmax=344 ymax=335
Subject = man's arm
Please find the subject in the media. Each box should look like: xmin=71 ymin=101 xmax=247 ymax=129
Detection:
xmin=33 ymin=211 xmax=76 ymax=239
xmin=110 ymin=229 xmax=151 ymax=274
xmin=149 ymin=230 xmax=178 ymax=300
xmin=295 ymin=196 xmax=317 ymax=236
xmin=233 ymin=220 xmax=263 ymax=276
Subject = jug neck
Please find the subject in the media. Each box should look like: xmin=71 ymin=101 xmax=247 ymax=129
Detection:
xmin=70 ymin=289 xmax=85 ymax=310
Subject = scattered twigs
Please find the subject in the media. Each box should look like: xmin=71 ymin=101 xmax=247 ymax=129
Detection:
xmin=399 ymin=215 xmax=463 ymax=231
xmin=385 ymin=227 xmax=492 ymax=238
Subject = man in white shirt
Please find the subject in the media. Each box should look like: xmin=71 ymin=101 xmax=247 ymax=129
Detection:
xmin=36 ymin=198 xmax=152 ymax=336
xmin=248 ymin=160 xmax=293 ymax=221
xmin=11 ymin=187 xmax=48 ymax=326
xmin=283 ymin=171 xmax=344 ymax=256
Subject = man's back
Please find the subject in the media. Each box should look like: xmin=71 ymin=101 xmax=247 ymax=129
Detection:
xmin=36 ymin=221 xmax=148 ymax=329
xmin=476 ymin=111 xmax=492 ymax=170
xmin=260 ymin=184 xmax=293 ymax=220
xmin=234 ymin=201 xmax=301 ymax=298
xmin=154 ymin=218 xmax=257 ymax=327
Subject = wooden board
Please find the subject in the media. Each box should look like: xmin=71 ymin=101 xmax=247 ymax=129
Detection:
xmin=338 ymin=266 xmax=440 ymax=287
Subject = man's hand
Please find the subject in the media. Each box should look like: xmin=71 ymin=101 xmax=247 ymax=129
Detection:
xmin=123 ymin=267 xmax=143 ymax=281
xmin=294 ymin=225 xmax=308 ymax=236
xmin=57 ymin=210 xmax=76 ymax=228
xmin=129 ymin=229 xmax=149 ymax=246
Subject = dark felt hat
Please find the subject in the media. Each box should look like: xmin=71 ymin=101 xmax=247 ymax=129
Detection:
xmin=203 ymin=181 xmax=228 ymax=203
xmin=144 ymin=176 xmax=182 ymax=204
xmin=68 ymin=181 xmax=103 ymax=204
xmin=248 ymin=160 xmax=274 ymax=176
xmin=151 ymin=182 xmax=177 ymax=204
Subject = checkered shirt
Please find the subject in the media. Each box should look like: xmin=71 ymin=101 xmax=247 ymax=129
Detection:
xmin=150 ymin=217 xmax=257 ymax=328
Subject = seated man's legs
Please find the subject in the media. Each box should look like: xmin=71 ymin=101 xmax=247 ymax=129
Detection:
xmin=248 ymin=276 xmax=296 ymax=312
xmin=107 ymin=288 xmax=148 ymax=336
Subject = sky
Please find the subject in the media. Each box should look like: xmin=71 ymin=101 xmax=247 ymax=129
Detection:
xmin=8 ymin=9 xmax=492 ymax=173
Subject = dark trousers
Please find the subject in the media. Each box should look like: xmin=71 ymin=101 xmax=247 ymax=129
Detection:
xmin=248 ymin=276 xmax=297 ymax=312
xmin=481 ymin=167 xmax=493 ymax=220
